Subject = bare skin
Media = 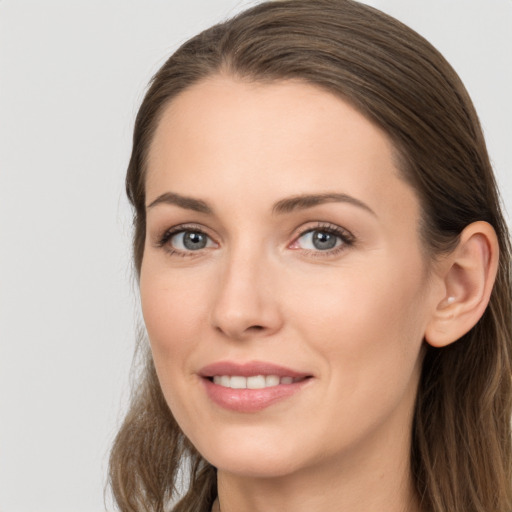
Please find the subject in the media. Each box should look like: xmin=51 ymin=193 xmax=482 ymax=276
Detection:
xmin=140 ymin=76 xmax=497 ymax=512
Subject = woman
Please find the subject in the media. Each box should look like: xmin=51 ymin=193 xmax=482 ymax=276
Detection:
xmin=109 ymin=1 xmax=512 ymax=511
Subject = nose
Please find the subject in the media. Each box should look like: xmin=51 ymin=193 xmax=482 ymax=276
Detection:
xmin=210 ymin=249 xmax=284 ymax=341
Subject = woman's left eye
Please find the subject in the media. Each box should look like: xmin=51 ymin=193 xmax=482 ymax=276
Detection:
xmin=291 ymin=226 xmax=353 ymax=253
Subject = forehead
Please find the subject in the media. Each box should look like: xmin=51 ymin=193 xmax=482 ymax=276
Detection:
xmin=146 ymin=75 xmax=419 ymax=226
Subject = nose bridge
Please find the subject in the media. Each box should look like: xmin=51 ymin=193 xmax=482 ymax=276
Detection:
xmin=210 ymin=238 xmax=282 ymax=339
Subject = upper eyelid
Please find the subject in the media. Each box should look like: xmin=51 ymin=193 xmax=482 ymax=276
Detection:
xmin=165 ymin=222 xmax=209 ymax=233
xmin=292 ymin=222 xmax=354 ymax=241
xmin=156 ymin=221 xmax=351 ymax=238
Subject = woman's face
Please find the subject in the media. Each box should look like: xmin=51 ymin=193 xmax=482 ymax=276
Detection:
xmin=140 ymin=77 xmax=439 ymax=478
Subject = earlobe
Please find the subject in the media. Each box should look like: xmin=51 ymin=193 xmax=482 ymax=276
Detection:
xmin=425 ymin=221 xmax=499 ymax=348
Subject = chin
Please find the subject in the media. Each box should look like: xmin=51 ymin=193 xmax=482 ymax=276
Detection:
xmin=211 ymin=453 xmax=305 ymax=479
xmin=189 ymin=426 xmax=314 ymax=479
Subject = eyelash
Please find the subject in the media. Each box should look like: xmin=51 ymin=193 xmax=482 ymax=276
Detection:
xmin=155 ymin=222 xmax=355 ymax=258
xmin=292 ymin=223 xmax=355 ymax=257
xmin=156 ymin=223 xmax=212 ymax=258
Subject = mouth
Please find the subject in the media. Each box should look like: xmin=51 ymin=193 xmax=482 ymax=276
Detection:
xmin=199 ymin=361 xmax=313 ymax=412
xmin=208 ymin=375 xmax=308 ymax=389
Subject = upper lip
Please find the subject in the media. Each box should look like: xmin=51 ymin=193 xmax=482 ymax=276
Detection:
xmin=198 ymin=360 xmax=311 ymax=379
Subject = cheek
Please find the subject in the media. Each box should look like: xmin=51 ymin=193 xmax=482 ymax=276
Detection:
xmin=284 ymin=273 xmax=426 ymax=466
xmin=139 ymin=262 xmax=210 ymax=371
xmin=291 ymin=256 xmax=427 ymax=341
xmin=288 ymin=257 xmax=428 ymax=409
xmin=139 ymin=262 xmax=215 ymax=430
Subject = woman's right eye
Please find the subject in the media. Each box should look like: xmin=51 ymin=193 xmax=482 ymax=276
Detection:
xmin=166 ymin=230 xmax=216 ymax=252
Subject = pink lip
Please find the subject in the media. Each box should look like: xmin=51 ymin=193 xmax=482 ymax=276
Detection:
xmin=199 ymin=360 xmax=310 ymax=379
xmin=198 ymin=360 xmax=313 ymax=413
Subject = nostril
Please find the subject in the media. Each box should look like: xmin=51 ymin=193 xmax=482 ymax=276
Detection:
xmin=248 ymin=325 xmax=264 ymax=331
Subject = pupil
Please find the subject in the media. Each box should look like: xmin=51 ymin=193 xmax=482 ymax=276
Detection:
xmin=313 ymin=231 xmax=337 ymax=250
xmin=183 ymin=232 xmax=206 ymax=250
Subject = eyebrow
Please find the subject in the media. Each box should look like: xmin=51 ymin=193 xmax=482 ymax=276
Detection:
xmin=146 ymin=191 xmax=376 ymax=216
xmin=272 ymin=193 xmax=376 ymax=216
xmin=147 ymin=192 xmax=212 ymax=214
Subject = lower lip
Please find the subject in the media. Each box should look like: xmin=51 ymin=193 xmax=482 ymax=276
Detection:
xmin=202 ymin=377 xmax=311 ymax=413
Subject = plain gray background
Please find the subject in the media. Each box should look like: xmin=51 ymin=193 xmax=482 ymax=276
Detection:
xmin=1 ymin=1 xmax=511 ymax=511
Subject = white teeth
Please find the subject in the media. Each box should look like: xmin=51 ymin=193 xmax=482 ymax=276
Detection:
xmin=213 ymin=376 xmax=231 ymax=386
xmin=247 ymin=375 xmax=266 ymax=389
xmin=265 ymin=375 xmax=280 ymax=387
xmin=211 ymin=374 xmax=302 ymax=389
xmin=230 ymin=376 xmax=247 ymax=389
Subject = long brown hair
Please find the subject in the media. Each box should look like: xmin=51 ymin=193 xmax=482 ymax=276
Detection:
xmin=109 ymin=1 xmax=512 ymax=511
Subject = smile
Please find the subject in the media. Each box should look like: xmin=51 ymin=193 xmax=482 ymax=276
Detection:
xmin=199 ymin=361 xmax=313 ymax=412
xmin=211 ymin=375 xmax=305 ymax=389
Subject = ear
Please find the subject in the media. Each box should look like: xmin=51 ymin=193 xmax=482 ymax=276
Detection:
xmin=425 ymin=221 xmax=499 ymax=348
